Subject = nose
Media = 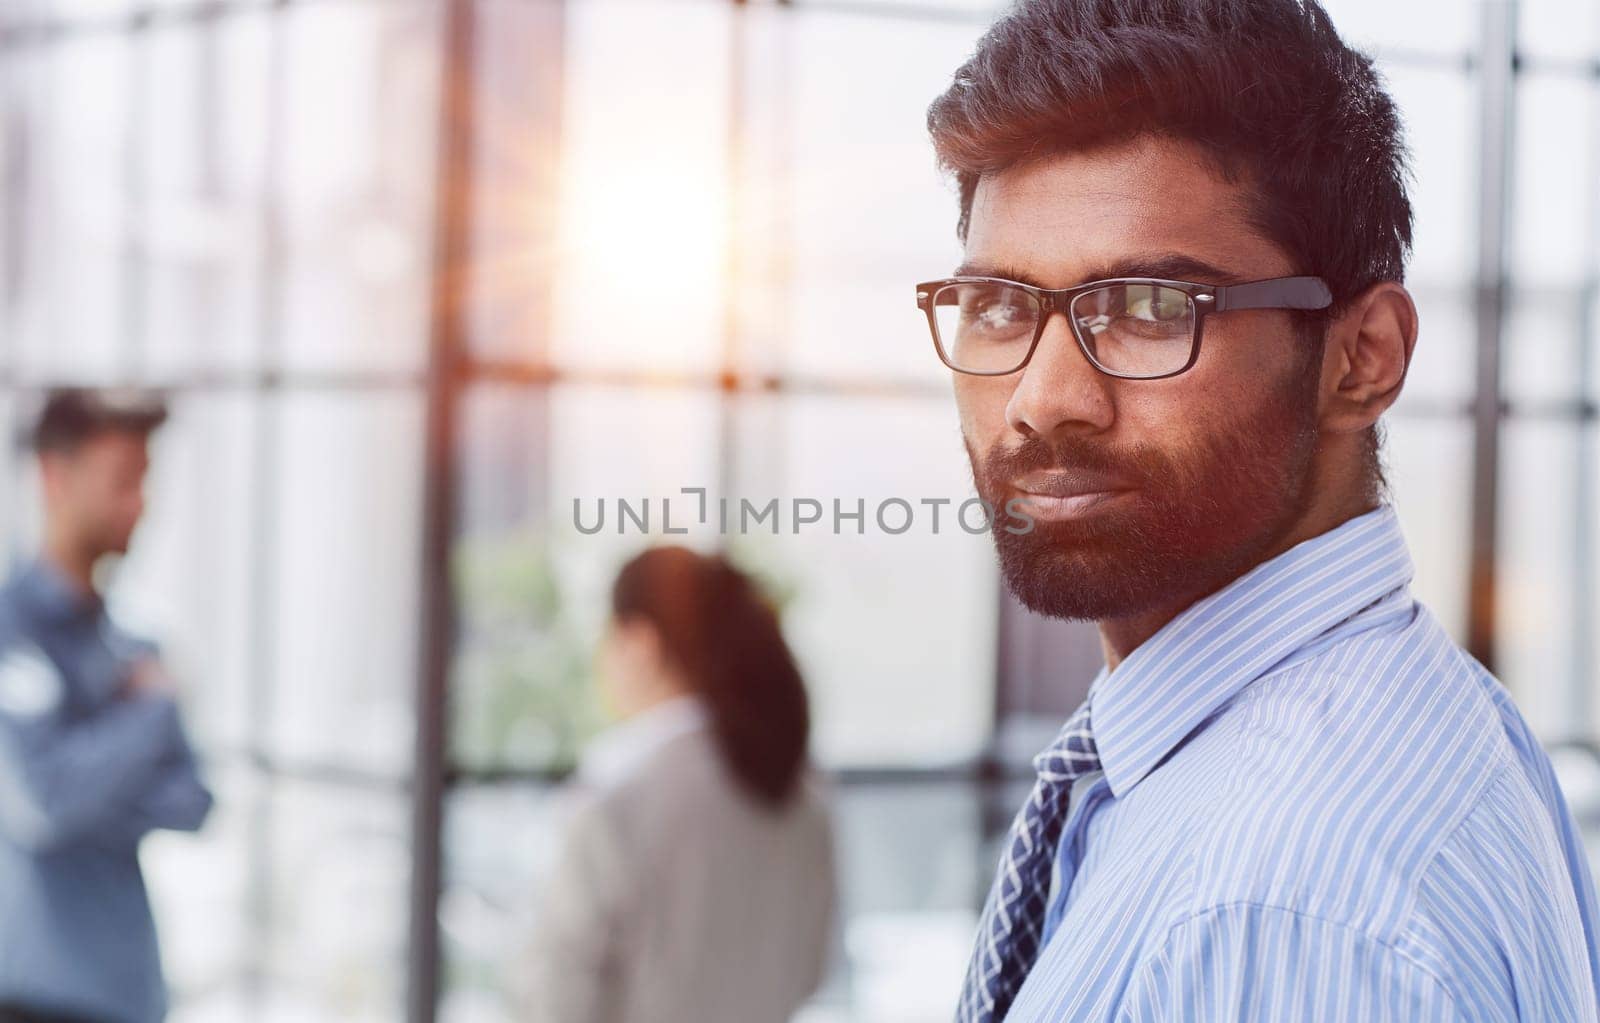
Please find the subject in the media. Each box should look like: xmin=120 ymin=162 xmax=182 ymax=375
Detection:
xmin=1004 ymin=310 xmax=1116 ymax=438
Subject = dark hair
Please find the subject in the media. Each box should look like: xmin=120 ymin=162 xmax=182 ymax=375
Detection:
xmin=925 ymin=0 xmax=1414 ymax=313
xmin=611 ymin=546 xmax=811 ymax=809
xmin=31 ymin=387 xmax=169 ymax=455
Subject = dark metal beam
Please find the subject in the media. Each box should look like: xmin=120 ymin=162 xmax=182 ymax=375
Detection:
xmin=1466 ymin=0 xmax=1518 ymax=671
xmin=445 ymin=760 xmax=1048 ymax=789
xmin=408 ymin=0 xmax=476 ymax=1019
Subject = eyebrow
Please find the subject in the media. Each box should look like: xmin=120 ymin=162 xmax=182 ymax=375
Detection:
xmin=952 ymin=253 xmax=1247 ymax=289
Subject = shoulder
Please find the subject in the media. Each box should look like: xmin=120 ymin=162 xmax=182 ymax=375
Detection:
xmin=574 ymin=732 xmax=835 ymax=850
xmin=1169 ymin=602 xmax=1517 ymax=931
xmin=1138 ymin=607 xmax=1594 ymax=1016
xmin=1122 ymin=900 xmax=1469 ymax=1022
xmin=1398 ymin=767 xmax=1598 ymax=1019
xmin=1100 ymin=593 xmax=1600 ymax=1021
xmin=0 ymin=635 xmax=66 ymax=721
xmin=563 ymin=729 xmax=722 ymax=843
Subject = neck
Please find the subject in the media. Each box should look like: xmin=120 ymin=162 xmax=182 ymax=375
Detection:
xmin=1095 ymin=484 xmax=1381 ymax=673
xmin=620 ymin=673 xmax=695 ymax=721
xmin=41 ymin=528 xmax=98 ymax=599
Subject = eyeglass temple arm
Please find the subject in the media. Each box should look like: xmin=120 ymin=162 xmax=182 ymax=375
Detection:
xmin=1211 ymin=276 xmax=1333 ymax=313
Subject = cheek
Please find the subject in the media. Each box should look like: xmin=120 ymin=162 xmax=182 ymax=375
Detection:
xmin=597 ymin=634 xmax=623 ymax=678
xmin=953 ymin=375 xmax=1017 ymax=440
xmin=1110 ymin=378 xmax=1240 ymax=474
xmin=1122 ymin=322 xmax=1281 ymax=432
xmin=1193 ymin=314 xmax=1303 ymax=399
xmin=105 ymin=487 xmax=140 ymax=530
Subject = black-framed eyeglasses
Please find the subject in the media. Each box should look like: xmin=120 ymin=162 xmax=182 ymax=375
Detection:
xmin=914 ymin=274 xmax=1333 ymax=379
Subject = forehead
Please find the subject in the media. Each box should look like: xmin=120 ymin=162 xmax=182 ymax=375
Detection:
xmin=964 ymin=135 xmax=1292 ymax=288
xmin=72 ymin=431 xmax=151 ymax=468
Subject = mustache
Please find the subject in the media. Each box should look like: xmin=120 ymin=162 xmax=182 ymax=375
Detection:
xmin=977 ymin=434 xmax=1158 ymax=489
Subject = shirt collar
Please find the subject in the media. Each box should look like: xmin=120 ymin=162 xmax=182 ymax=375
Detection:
xmin=578 ymin=693 xmax=711 ymax=790
xmin=16 ymin=557 xmax=102 ymax=624
xmin=1086 ymin=503 xmax=1414 ymax=799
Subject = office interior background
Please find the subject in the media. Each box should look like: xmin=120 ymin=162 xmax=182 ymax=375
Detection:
xmin=0 ymin=0 xmax=1598 ymax=1019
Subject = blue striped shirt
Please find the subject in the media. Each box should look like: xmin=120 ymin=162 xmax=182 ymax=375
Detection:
xmin=1006 ymin=503 xmax=1600 ymax=1021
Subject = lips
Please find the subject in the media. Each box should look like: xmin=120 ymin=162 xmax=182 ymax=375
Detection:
xmin=1009 ymin=471 xmax=1134 ymax=523
xmin=1012 ymin=470 xmax=1131 ymax=501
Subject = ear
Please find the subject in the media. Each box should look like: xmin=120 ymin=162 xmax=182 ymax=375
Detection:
xmin=36 ymin=451 xmax=70 ymax=498
xmin=612 ymin=615 xmax=663 ymax=665
xmin=1318 ymin=281 xmax=1418 ymax=436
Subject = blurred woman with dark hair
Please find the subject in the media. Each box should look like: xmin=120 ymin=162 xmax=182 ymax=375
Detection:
xmin=518 ymin=545 xmax=838 ymax=1023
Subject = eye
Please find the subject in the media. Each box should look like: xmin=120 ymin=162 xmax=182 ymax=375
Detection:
xmin=1125 ymin=286 xmax=1188 ymax=322
xmin=953 ymin=287 xmax=1034 ymax=337
xmin=975 ymin=300 xmax=1025 ymax=329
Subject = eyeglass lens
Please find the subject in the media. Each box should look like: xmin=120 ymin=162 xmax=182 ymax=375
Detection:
xmin=932 ymin=281 xmax=1196 ymax=377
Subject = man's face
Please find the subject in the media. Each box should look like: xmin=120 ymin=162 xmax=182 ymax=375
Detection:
xmin=955 ymin=136 xmax=1324 ymax=621
xmin=42 ymin=432 xmax=151 ymax=558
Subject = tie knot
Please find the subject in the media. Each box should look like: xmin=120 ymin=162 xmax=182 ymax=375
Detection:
xmin=1031 ymin=700 xmax=1100 ymax=783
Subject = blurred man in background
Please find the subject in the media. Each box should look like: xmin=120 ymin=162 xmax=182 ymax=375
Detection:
xmin=0 ymin=389 xmax=212 ymax=1023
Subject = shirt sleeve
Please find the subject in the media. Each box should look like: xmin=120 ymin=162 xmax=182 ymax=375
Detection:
xmin=0 ymin=687 xmax=186 ymax=852
xmin=1116 ymin=903 xmax=1468 ymax=1023
xmin=106 ymin=715 xmax=215 ymax=842
xmin=109 ymin=640 xmax=214 ymax=836
xmin=513 ymin=792 xmax=634 ymax=1023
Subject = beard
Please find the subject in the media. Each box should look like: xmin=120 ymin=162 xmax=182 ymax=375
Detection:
xmin=965 ymin=368 xmax=1322 ymax=622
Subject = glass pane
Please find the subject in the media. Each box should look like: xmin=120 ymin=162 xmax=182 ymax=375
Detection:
xmin=1498 ymin=419 xmax=1585 ymax=738
xmin=1587 ymin=423 xmax=1600 ymax=742
xmin=459 ymin=382 xmax=552 ymax=536
xmin=1521 ymin=0 xmax=1600 ymax=63
xmin=259 ymin=778 xmax=410 ymax=1022
xmin=466 ymin=0 xmax=564 ymax=365
xmin=1588 ymin=289 xmax=1600 ymax=404
xmin=276 ymin=1 xmax=439 ymax=375
xmin=786 ymin=0 xmax=1003 ymax=13
xmin=439 ymin=786 xmax=565 ymax=1023
xmin=731 ymin=392 xmax=997 ymax=766
xmin=781 ymin=7 xmax=983 ymax=382
xmin=826 ymin=781 xmax=987 ymax=1020
xmin=11 ymin=36 xmax=132 ymax=378
xmin=0 ymin=46 xmax=37 ymax=367
xmin=1384 ymin=415 xmax=1474 ymax=645
xmin=544 ymin=380 xmax=724 ymax=577
xmin=268 ymin=392 xmax=424 ymax=776
xmin=138 ymin=18 xmax=272 ymax=376
xmin=1398 ymin=290 xmax=1477 ymax=407
xmin=215 ymin=10 xmax=278 ymax=208
xmin=109 ymin=392 xmax=261 ymax=757
xmin=1505 ymin=288 xmax=1590 ymax=405
xmin=547 ymin=0 xmax=731 ymax=374
xmin=162 ymin=777 xmax=413 ymax=1021
xmin=1509 ymin=73 xmax=1597 ymax=290
xmin=148 ymin=764 xmax=259 ymax=1018
xmin=1383 ymin=64 xmax=1476 ymax=285
xmin=452 ymin=382 xmax=722 ymax=771
xmin=4 ymin=0 xmax=136 ymax=27
xmin=454 ymin=384 xmax=592 ymax=773
xmin=1322 ymin=0 xmax=1477 ymax=57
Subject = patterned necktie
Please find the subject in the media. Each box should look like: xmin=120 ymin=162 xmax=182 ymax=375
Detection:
xmin=956 ymin=699 xmax=1101 ymax=1023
